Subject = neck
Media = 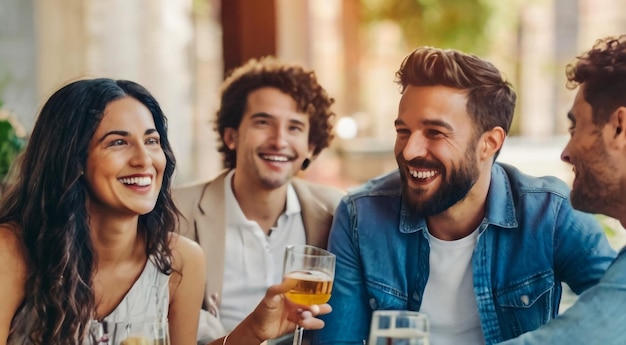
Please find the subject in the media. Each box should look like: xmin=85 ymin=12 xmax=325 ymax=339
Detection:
xmin=231 ymin=171 xmax=288 ymax=234
xmin=89 ymin=213 xmax=144 ymax=265
xmin=427 ymin=168 xmax=491 ymax=241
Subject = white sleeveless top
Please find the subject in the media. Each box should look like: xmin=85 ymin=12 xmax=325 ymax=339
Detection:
xmin=97 ymin=257 xmax=170 ymax=323
xmin=8 ymin=257 xmax=170 ymax=344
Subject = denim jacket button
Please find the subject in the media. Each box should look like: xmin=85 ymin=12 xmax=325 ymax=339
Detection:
xmin=520 ymin=295 xmax=530 ymax=306
xmin=369 ymin=298 xmax=378 ymax=309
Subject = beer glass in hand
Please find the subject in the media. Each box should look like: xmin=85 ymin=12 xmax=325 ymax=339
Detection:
xmin=283 ymin=244 xmax=335 ymax=345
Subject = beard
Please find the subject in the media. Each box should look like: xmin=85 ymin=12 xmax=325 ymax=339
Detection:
xmin=397 ymin=140 xmax=480 ymax=217
xmin=570 ymin=135 xmax=619 ymax=215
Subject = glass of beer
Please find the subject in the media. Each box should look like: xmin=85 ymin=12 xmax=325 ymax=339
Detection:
xmin=368 ymin=310 xmax=429 ymax=345
xmin=283 ymin=244 xmax=335 ymax=345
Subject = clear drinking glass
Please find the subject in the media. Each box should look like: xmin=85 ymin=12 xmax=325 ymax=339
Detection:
xmin=368 ymin=310 xmax=429 ymax=345
xmin=89 ymin=320 xmax=170 ymax=345
xmin=282 ymin=244 xmax=336 ymax=345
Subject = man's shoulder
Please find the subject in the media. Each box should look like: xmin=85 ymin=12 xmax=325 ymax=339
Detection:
xmin=495 ymin=162 xmax=571 ymax=198
xmin=173 ymin=170 xmax=228 ymax=197
xmin=291 ymin=177 xmax=345 ymax=206
xmin=346 ymin=169 xmax=403 ymax=200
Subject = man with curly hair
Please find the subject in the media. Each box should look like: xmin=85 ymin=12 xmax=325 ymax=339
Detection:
xmin=174 ymin=56 xmax=343 ymax=343
xmin=499 ymin=34 xmax=626 ymax=345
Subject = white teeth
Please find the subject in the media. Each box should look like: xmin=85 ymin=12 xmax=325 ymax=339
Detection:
xmin=262 ymin=155 xmax=289 ymax=162
xmin=408 ymin=169 xmax=437 ymax=179
xmin=119 ymin=176 xmax=152 ymax=186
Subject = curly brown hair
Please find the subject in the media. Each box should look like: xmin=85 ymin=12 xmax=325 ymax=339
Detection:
xmin=566 ymin=35 xmax=626 ymax=126
xmin=216 ymin=56 xmax=335 ymax=169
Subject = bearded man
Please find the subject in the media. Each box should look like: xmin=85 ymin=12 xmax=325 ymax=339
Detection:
xmin=314 ymin=46 xmax=616 ymax=345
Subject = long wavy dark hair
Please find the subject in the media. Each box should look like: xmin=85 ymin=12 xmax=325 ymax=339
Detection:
xmin=1 ymin=78 xmax=179 ymax=344
xmin=216 ymin=56 xmax=336 ymax=169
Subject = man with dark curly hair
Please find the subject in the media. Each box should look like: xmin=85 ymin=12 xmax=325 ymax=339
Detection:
xmin=499 ymin=34 xmax=626 ymax=345
xmin=174 ymin=56 xmax=343 ymax=343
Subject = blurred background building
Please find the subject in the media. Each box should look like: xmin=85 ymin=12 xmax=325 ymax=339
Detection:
xmin=1 ymin=0 xmax=626 ymax=190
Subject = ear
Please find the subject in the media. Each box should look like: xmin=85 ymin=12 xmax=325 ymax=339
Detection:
xmin=479 ymin=126 xmax=506 ymax=161
xmin=609 ymin=107 xmax=626 ymax=148
xmin=223 ymin=127 xmax=238 ymax=150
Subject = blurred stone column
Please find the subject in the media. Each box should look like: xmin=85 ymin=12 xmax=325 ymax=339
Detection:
xmin=36 ymin=0 xmax=89 ymax=99
xmin=579 ymin=0 xmax=626 ymax=47
xmin=36 ymin=0 xmax=198 ymax=183
xmin=553 ymin=0 xmax=578 ymax=135
xmin=0 ymin=0 xmax=38 ymax=130
xmin=189 ymin=0 xmax=224 ymax=183
xmin=518 ymin=1 xmax=556 ymax=137
xmin=276 ymin=0 xmax=311 ymax=66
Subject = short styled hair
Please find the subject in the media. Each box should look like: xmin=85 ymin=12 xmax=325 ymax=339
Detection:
xmin=395 ymin=46 xmax=516 ymax=138
xmin=216 ymin=56 xmax=335 ymax=169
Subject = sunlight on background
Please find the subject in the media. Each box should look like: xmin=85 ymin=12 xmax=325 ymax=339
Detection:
xmin=1 ymin=0 xmax=626 ymax=189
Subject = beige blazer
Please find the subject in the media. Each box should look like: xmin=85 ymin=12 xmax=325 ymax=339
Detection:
xmin=173 ymin=169 xmax=344 ymax=309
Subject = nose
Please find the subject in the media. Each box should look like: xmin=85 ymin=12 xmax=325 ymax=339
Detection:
xmin=130 ymin=144 xmax=152 ymax=167
xmin=402 ymin=132 xmax=428 ymax=161
xmin=269 ymin=125 xmax=288 ymax=148
xmin=560 ymin=141 xmax=572 ymax=164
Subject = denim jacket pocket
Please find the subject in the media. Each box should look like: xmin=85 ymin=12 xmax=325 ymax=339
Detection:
xmin=495 ymin=271 xmax=556 ymax=338
xmin=365 ymin=279 xmax=408 ymax=311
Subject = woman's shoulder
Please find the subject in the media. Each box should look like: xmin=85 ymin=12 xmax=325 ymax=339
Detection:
xmin=168 ymin=232 xmax=205 ymax=271
xmin=0 ymin=223 xmax=25 ymax=260
xmin=0 ymin=222 xmax=28 ymax=339
xmin=166 ymin=232 xmax=206 ymax=302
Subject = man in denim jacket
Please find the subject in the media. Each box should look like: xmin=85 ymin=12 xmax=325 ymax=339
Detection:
xmin=498 ymin=35 xmax=626 ymax=345
xmin=314 ymin=47 xmax=616 ymax=345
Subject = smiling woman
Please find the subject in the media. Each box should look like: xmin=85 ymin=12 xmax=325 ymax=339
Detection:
xmin=0 ymin=78 xmax=206 ymax=345
xmin=85 ymin=96 xmax=166 ymax=217
xmin=0 ymin=78 xmax=332 ymax=345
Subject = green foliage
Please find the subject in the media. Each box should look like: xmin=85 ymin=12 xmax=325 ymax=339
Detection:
xmin=596 ymin=214 xmax=619 ymax=238
xmin=0 ymin=117 xmax=25 ymax=181
xmin=360 ymin=0 xmax=494 ymax=54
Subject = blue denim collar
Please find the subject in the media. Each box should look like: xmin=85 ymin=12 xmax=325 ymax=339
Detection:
xmin=484 ymin=163 xmax=519 ymax=229
xmin=398 ymin=162 xmax=519 ymax=234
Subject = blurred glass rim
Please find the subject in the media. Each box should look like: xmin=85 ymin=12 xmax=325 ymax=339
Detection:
xmin=285 ymin=244 xmax=335 ymax=258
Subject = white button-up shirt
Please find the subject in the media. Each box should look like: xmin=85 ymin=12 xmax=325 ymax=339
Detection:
xmin=219 ymin=169 xmax=306 ymax=331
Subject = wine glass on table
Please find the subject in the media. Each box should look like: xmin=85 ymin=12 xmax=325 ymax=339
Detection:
xmin=89 ymin=320 xmax=170 ymax=345
xmin=368 ymin=310 xmax=429 ymax=345
xmin=282 ymin=244 xmax=336 ymax=345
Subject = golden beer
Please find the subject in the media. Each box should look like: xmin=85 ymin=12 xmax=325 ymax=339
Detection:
xmin=284 ymin=270 xmax=333 ymax=305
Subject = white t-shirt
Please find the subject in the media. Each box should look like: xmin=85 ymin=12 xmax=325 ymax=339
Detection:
xmin=420 ymin=228 xmax=485 ymax=345
xmin=219 ymin=169 xmax=306 ymax=331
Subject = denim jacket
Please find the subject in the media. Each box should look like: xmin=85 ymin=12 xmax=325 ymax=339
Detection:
xmin=314 ymin=163 xmax=616 ymax=345
xmin=498 ymin=247 xmax=626 ymax=345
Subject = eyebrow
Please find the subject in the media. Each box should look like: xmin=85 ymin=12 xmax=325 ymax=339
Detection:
xmin=394 ymin=118 xmax=454 ymax=131
xmin=251 ymin=112 xmax=307 ymax=127
xmin=97 ymin=128 xmax=158 ymax=143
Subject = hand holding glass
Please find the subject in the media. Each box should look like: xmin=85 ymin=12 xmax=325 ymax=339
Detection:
xmin=283 ymin=244 xmax=335 ymax=345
